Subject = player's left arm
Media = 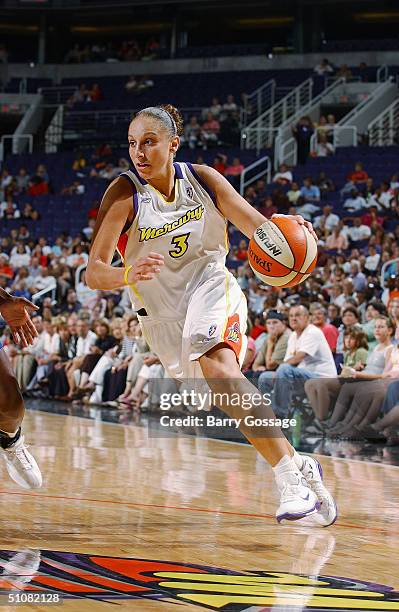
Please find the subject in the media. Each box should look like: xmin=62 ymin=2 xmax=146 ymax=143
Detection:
xmin=194 ymin=165 xmax=317 ymax=240
xmin=0 ymin=288 xmax=39 ymax=347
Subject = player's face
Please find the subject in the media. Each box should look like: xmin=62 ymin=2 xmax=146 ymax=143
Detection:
xmin=128 ymin=116 xmax=179 ymax=180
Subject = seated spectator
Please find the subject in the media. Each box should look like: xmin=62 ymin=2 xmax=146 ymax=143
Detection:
xmin=343 ymin=188 xmax=366 ymax=211
xmin=212 ymin=154 xmax=227 ymax=175
xmin=251 ymin=311 xmax=291 ymax=374
xmin=335 ymin=64 xmax=353 ymax=80
xmin=0 ymin=255 xmax=13 ymax=281
xmin=314 ymin=58 xmax=334 ymax=75
xmin=9 ymin=243 xmax=30 ymax=269
xmin=258 ymin=305 xmax=337 ymax=416
xmin=225 ymin=157 xmax=244 ymax=188
xmin=86 ymin=83 xmax=103 ymax=103
xmin=125 ymin=75 xmax=138 ymax=93
xmin=28 ymin=165 xmax=49 ymax=197
xmin=0 ymin=169 xmax=13 ymax=195
xmin=314 ymin=205 xmax=340 ymax=232
xmin=201 ymin=112 xmax=220 ymax=148
xmin=259 ymin=196 xmax=277 ymax=219
xmin=368 ymin=181 xmax=393 ymax=211
xmin=342 ymin=162 xmax=369 ymax=195
xmin=235 ymin=239 xmax=248 ymax=261
xmin=222 ymin=94 xmax=238 ymax=117
xmin=316 ymin=171 xmax=335 ymax=192
xmin=365 ymin=245 xmax=381 ymax=273
xmin=344 ymin=217 xmax=371 ymax=242
xmin=22 ymin=203 xmax=40 ymax=221
xmin=325 ymin=223 xmax=349 ymax=251
xmin=1 ymin=198 xmax=20 ymax=219
xmin=300 ymin=176 xmax=320 ymax=204
xmin=184 ymin=116 xmax=203 ymax=149
xmin=72 ymin=320 xmax=118 ymax=396
xmin=272 ymin=164 xmax=293 ymax=185
xmin=350 ymin=263 xmax=367 ymax=292
xmin=310 ymin=304 xmax=339 ymax=353
xmin=287 ymin=181 xmax=301 ymax=205
xmin=314 ymin=132 xmax=335 ymax=157
xmin=31 ymin=266 xmax=56 ymax=292
xmin=361 ymin=206 xmax=384 ymax=228
xmin=326 ymin=316 xmax=394 ymax=435
xmin=205 ymin=97 xmax=222 ymax=120
xmin=61 ymin=180 xmax=86 ymax=196
xmin=305 ymin=326 xmax=368 ymax=424
xmin=15 ymin=168 xmax=30 ymax=194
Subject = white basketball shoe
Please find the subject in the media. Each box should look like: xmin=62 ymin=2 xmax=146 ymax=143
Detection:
xmin=300 ymin=455 xmax=338 ymax=527
xmin=1 ymin=434 xmax=42 ymax=489
xmin=275 ymin=470 xmax=320 ymax=523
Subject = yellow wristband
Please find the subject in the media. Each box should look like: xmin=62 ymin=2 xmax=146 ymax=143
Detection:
xmin=124 ymin=265 xmax=133 ymax=285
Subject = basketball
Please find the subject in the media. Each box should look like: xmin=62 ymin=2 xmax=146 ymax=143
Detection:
xmin=248 ymin=217 xmax=318 ymax=288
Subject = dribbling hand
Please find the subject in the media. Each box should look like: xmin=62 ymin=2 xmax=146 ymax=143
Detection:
xmin=0 ymin=297 xmax=39 ymax=347
xmin=272 ymin=214 xmax=318 ymax=242
xmin=127 ymin=252 xmax=165 ymax=282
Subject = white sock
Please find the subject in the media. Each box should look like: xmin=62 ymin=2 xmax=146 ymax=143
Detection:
xmin=272 ymin=454 xmax=300 ymax=478
xmin=292 ymin=450 xmax=304 ymax=470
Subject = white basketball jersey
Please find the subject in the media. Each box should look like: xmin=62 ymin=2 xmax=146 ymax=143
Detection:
xmin=117 ymin=162 xmax=230 ymax=319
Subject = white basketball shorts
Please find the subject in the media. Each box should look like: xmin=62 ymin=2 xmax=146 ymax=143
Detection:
xmin=137 ymin=268 xmax=248 ymax=381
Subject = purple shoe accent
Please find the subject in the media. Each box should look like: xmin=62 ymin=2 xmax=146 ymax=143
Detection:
xmin=315 ymin=458 xmax=324 ymax=479
xmin=276 ymin=501 xmax=320 ymax=523
xmin=321 ymin=499 xmax=338 ymax=528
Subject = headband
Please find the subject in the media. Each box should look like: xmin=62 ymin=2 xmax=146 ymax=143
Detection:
xmin=138 ymin=106 xmax=177 ymax=136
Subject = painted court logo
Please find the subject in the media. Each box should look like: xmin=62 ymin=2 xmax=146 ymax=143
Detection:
xmin=0 ymin=550 xmax=398 ymax=609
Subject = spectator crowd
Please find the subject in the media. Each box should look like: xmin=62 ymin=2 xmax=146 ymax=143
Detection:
xmin=1 ymin=139 xmax=399 ymax=447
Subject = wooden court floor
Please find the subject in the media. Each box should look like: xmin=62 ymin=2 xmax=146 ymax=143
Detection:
xmin=0 ymin=409 xmax=398 ymax=611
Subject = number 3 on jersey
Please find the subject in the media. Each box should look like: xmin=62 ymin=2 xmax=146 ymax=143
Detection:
xmin=169 ymin=233 xmax=190 ymax=258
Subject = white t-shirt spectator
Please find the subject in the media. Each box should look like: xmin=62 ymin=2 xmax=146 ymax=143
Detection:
xmin=273 ymin=170 xmax=293 ymax=183
xmin=284 ymin=323 xmax=337 ymax=377
xmin=76 ymin=281 xmax=97 ymax=307
xmin=76 ymin=330 xmax=97 ymax=357
xmin=313 ymin=212 xmax=340 ymax=231
xmin=343 ymin=224 xmax=371 ymax=241
xmin=365 ymin=253 xmax=381 ymax=272
xmin=67 ymin=252 xmax=89 ymax=268
xmin=32 ymin=274 xmax=56 ymax=292
xmin=9 ymin=252 xmax=30 ymax=268
xmin=343 ymin=195 xmax=366 ymax=211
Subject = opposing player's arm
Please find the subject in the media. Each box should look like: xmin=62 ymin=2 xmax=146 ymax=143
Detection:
xmin=193 ymin=165 xmax=317 ymax=240
xmin=86 ymin=177 xmax=163 ymax=290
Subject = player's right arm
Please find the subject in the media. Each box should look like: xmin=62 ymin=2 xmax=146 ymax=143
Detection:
xmin=86 ymin=177 xmax=164 ymax=290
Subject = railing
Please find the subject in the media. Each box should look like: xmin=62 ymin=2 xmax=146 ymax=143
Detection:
xmin=377 ymin=64 xmax=389 ymax=83
xmin=368 ymin=98 xmax=399 ymax=146
xmin=240 ymin=127 xmax=281 ymax=155
xmin=381 ymin=257 xmax=399 ymax=289
xmin=242 ymin=79 xmax=276 ymax=126
xmin=274 ymin=78 xmax=346 ymax=166
xmin=242 ymin=78 xmax=313 ymax=150
xmin=45 ymin=105 xmax=64 ymax=153
xmin=338 ymin=81 xmax=387 ymax=125
xmin=324 ymin=75 xmax=361 ymax=88
xmin=310 ymin=126 xmax=358 ymax=153
xmin=278 ymin=137 xmax=297 ymax=168
xmin=0 ymin=134 xmax=33 ymax=162
xmin=38 ymin=86 xmax=77 ymax=106
xmin=32 ymin=283 xmax=57 ymax=305
xmin=63 ymin=107 xmax=203 ymax=143
xmin=239 ymin=155 xmax=271 ymax=195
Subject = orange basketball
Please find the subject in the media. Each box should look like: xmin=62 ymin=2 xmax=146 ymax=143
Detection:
xmin=248 ymin=217 xmax=318 ymax=288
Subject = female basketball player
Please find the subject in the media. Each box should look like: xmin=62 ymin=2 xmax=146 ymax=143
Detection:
xmin=0 ymin=288 xmax=42 ymax=488
xmin=86 ymin=105 xmax=337 ymax=525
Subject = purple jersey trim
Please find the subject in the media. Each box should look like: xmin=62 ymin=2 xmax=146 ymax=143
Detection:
xmin=119 ymin=173 xmax=139 ymax=233
xmin=173 ymin=162 xmax=184 ymax=179
xmin=185 ymin=162 xmax=218 ymax=208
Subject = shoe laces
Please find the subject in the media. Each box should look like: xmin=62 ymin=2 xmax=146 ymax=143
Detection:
xmin=303 ymin=458 xmax=328 ymax=501
xmin=5 ymin=438 xmax=32 ymax=470
xmin=279 ymin=472 xmax=306 ymax=503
